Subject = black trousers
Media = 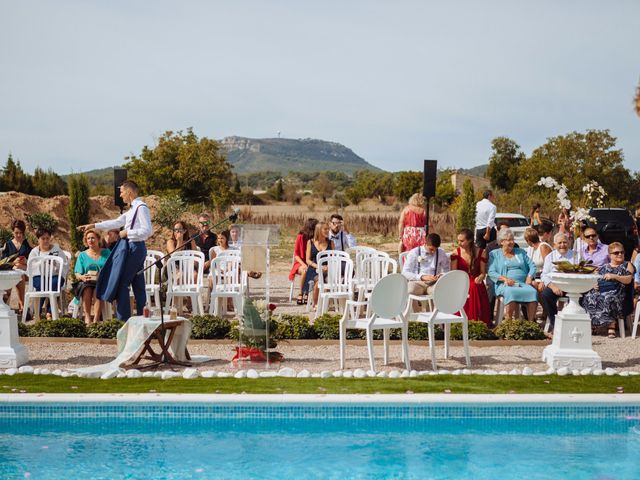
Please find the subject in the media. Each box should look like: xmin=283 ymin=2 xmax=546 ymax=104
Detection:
xmin=541 ymin=286 xmax=563 ymax=329
xmin=475 ymin=227 xmax=496 ymax=249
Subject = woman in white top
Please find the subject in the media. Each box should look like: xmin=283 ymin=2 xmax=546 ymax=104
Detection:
xmin=27 ymin=227 xmax=69 ymax=319
xmin=524 ymin=227 xmax=551 ymax=292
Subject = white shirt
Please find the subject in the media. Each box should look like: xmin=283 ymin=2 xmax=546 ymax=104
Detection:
xmin=27 ymin=244 xmax=69 ymax=278
xmin=541 ymin=249 xmax=575 ymax=286
xmin=401 ymin=246 xmax=450 ymax=282
xmin=475 ymin=198 xmax=497 ymax=230
xmin=329 ymin=230 xmax=356 ymax=251
xmin=95 ymin=197 xmax=152 ymax=242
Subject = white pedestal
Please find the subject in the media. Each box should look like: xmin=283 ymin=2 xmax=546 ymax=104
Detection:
xmin=0 ymin=271 xmax=29 ymax=368
xmin=542 ymin=273 xmax=601 ymax=370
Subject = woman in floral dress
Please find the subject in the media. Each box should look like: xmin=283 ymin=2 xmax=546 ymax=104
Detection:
xmin=398 ymin=193 xmax=426 ymax=253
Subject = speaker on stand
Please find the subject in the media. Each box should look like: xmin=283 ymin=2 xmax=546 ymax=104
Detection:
xmin=423 ymin=160 xmax=437 ymax=235
xmin=114 ymin=168 xmax=128 ymax=214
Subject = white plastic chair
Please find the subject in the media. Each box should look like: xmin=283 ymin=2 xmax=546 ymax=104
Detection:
xmin=633 ymin=301 xmax=640 ymax=339
xmin=354 ymin=253 xmax=398 ymax=302
xmin=339 ymin=273 xmax=410 ymax=372
xmin=23 ymin=256 xmax=64 ymax=321
xmin=399 ymin=251 xmax=409 ymax=267
xmin=165 ymin=251 xmax=205 ymax=315
xmin=208 ymin=256 xmax=244 ymax=316
xmin=413 ymin=270 xmax=471 ymax=370
xmin=316 ymin=250 xmax=354 ymax=318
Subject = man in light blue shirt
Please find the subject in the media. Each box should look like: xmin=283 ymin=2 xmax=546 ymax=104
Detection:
xmin=540 ymin=232 xmax=575 ymax=331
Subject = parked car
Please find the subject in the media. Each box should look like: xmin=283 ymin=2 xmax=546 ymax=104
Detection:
xmin=585 ymin=208 xmax=639 ymax=260
xmin=495 ymin=213 xmax=529 ymax=246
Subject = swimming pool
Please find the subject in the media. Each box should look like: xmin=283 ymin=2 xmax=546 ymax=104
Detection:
xmin=1 ymin=397 xmax=639 ymax=479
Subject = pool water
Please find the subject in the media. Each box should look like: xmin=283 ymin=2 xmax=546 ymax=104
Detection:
xmin=1 ymin=403 xmax=639 ymax=479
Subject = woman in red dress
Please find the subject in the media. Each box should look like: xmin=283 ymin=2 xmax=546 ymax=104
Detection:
xmin=450 ymin=228 xmax=491 ymax=325
xmin=289 ymin=218 xmax=318 ymax=304
xmin=398 ymin=193 xmax=426 ymax=253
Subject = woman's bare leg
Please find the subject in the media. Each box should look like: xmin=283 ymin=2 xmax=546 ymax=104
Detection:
xmin=527 ymin=302 xmax=537 ymax=322
xmin=504 ymin=302 xmax=517 ymax=320
xmin=94 ymin=297 xmax=103 ymax=322
xmin=82 ymin=288 xmax=93 ymax=324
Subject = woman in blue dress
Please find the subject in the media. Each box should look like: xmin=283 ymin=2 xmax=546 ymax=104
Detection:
xmin=304 ymin=222 xmax=334 ymax=308
xmin=1 ymin=220 xmax=32 ymax=312
xmin=488 ymin=228 xmax=538 ymax=321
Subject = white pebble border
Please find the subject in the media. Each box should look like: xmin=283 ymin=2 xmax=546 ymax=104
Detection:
xmin=1 ymin=365 xmax=640 ymax=380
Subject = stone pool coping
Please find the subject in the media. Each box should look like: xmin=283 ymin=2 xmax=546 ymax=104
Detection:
xmin=2 ymin=393 xmax=640 ymax=403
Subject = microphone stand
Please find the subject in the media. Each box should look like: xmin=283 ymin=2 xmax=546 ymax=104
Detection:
xmin=136 ymin=211 xmax=239 ymax=370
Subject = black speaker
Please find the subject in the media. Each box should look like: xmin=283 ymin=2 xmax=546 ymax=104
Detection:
xmin=114 ymin=168 xmax=128 ymax=209
xmin=423 ymin=160 xmax=437 ymax=198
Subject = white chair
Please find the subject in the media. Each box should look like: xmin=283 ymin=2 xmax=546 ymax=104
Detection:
xmin=208 ymin=256 xmax=244 ymax=316
xmin=413 ymin=270 xmax=471 ymax=370
xmin=165 ymin=251 xmax=205 ymax=315
xmin=399 ymin=251 xmax=409 ymax=267
xmin=316 ymin=251 xmax=354 ymax=318
xmin=142 ymin=254 xmax=162 ymax=309
xmin=339 ymin=273 xmax=410 ymax=372
xmin=354 ymin=253 xmax=398 ymax=303
xmin=23 ymin=256 xmax=65 ymax=321
xmin=633 ymin=301 xmax=640 ymax=339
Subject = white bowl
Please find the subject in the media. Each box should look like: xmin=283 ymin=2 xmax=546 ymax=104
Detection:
xmin=550 ymin=272 xmax=599 ymax=295
xmin=0 ymin=270 xmax=23 ymax=291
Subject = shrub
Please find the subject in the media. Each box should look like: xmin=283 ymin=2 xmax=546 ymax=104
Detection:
xmin=18 ymin=321 xmax=32 ymax=337
xmin=25 ymin=212 xmax=59 ymax=233
xmin=372 ymin=328 xmax=401 ymax=340
xmin=408 ymin=322 xmax=444 ymax=341
xmin=493 ymin=319 xmax=546 ymax=340
xmin=190 ymin=315 xmax=231 ymax=339
xmin=450 ymin=320 xmax=497 ymax=341
xmin=67 ymin=175 xmax=90 ymax=252
xmin=87 ymin=319 xmax=125 ymax=339
xmin=277 ymin=314 xmax=317 ymax=339
xmin=0 ymin=226 xmax=12 ymax=248
xmin=154 ymin=194 xmax=188 ymax=230
xmin=30 ymin=318 xmax=87 ymax=338
xmin=313 ymin=313 xmax=363 ymax=340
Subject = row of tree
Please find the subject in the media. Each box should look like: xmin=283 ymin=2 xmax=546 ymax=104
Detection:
xmin=0 ymin=154 xmax=67 ymax=197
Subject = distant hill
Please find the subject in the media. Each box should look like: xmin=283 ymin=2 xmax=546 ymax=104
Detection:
xmin=221 ymin=136 xmax=381 ymax=174
xmin=460 ymin=164 xmax=488 ymax=177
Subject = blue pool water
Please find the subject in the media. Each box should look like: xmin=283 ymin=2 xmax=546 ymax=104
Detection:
xmin=1 ymin=402 xmax=639 ymax=479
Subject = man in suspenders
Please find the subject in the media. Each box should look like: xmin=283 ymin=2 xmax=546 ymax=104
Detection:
xmin=328 ymin=214 xmax=356 ymax=251
xmin=79 ymin=180 xmax=152 ymax=320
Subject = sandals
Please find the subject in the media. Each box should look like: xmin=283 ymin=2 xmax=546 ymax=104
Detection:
xmin=608 ymin=326 xmax=617 ymax=339
xmin=296 ymin=294 xmax=304 ymax=305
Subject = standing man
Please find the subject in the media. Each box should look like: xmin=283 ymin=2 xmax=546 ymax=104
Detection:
xmin=194 ymin=212 xmax=217 ymax=274
xmin=475 ymin=190 xmax=497 ymax=249
xmin=79 ymin=180 xmax=152 ymax=321
xmin=328 ymin=214 xmax=356 ymax=252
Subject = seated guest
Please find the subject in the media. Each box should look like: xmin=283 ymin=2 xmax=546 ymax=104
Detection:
xmin=540 ymin=232 xmax=575 ymax=331
xmin=486 ymin=222 xmax=519 ymax=254
xmin=103 ymin=229 xmax=120 ymax=250
xmin=401 ymin=233 xmax=450 ymax=310
xmin=304 ymin=222 xmax=334 ymax=308
xmin=1 ymin=219 xmax=31 ymax=312
xmin=582 ymin=242 xmax=634 ymax=338
xmin=581 ymin=227 xmax=609 ymax=268
xmin=27 ymin=227 xmax=69 ymax=318
xmin=525 ymin=227 xmax=552 ymax=290
xmin=74 ymin=229 xmax=110 ymax=324
xmin=450 ymin=228 xmax=490 ymax=325
xmin=167 ymin=221 xmax=197 ymax=254
xmin=211 ymin=229 xmax=237 ymax=259
xmin=328 ymin=214 xmax=356 ymax=252
xmin=228 ymin=224 xmax=261 ymax=279
xmin=194 ymin=212 xmax=217 ymax=274
xmin=289 ymin=218 xmax=318 ymax=305
xmin=536 ymin=221 xmax=554 ymax=246
xmin=488 ymin=228 xmax=538 ymax=321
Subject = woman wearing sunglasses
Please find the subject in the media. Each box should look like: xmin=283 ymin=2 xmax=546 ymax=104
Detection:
xmin=167 ymin=221 xmax=197 ymax=254
xmin=581 ymin=242 xmax=634 ymax=338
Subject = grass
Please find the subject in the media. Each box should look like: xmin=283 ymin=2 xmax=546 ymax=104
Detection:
xmin=2 ymin=374 xmax=639 ymax=395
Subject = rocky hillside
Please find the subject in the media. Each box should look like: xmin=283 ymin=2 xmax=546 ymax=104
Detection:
xmin=221 ymin=136 xmax=381 ymax=174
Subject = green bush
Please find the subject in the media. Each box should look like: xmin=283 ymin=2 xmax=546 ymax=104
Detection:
xmin=190 ymin=315 xmax=231 ymax=339
xmin=313 ymin=313 xmax=363 ymax=340
xmin=30 ymin=318 xmax=87 ymax=338
xmin=18 ymin=321 xmax=32 ymax=337
xmin=372 ymin=328 xmax=401 ymax=340
xmin=450 ymin=320 xmax=497 ymax=341
xmin=87 ymin=319 xmax=125 ymax=339
xmin=25 ymin=212 xmax=59 ymax=233
xmin=277 ymin=314 xmax=317 ymax=339
xmin=0 ymin=226 xmax=12 ymax=248
xmin=408 ymin=322 xmax=444 ymax=341
xmin=493 ymin=319 xmax=546 ymax=340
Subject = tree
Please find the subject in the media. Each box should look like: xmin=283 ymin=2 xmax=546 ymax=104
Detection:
xmin=456 ymin=179 xmax=476 ymax=231
xmin=67 ymin=175 xmax=90 ymax=252
xmin=434 ymin=169 xmax=456 ymax=207
xmin=33 ymin=167 xmax=67 ymax=197
xmin=312 ymin=173 xmax=333 ymax=203
xmin=393 ymin=171 xmax=423 ymax=202
xmin=1 ymin=154 xmax=33 ymax=194
xmin=274 ymin=179 xmax=284 ymax=201
xmin=155 ymin=194 xmax=188 ymax=230
xmin=486 ymin=137 xmax=525 ymax=191
xmin=125 ymin=128 xmax=233 ymax=210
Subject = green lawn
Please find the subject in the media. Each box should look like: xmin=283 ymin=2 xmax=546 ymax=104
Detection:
xmin=1 ymin=374 xmax=639 ymax=395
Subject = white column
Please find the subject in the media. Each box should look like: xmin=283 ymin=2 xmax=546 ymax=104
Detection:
xmin=0 ymin=271 xmax=29 ymax=368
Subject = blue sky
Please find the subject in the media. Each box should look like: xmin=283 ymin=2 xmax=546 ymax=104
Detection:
xmin=1 ymin=0 xmax=638 ymax=174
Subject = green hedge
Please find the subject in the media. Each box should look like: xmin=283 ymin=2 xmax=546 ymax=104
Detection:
xmin=190 ymin=315 xmax=231 ymax=339
xmin=493 ymin=319 xmax=546 ymax=340
xmin=30 ymin=318 xmax=87 ymax=338
xmin=277 ymin=314 xmax=317 ymax=340
xmin=313 ymin=313 xmax=365 ymax=340
xmin=450 ymin=320 xmax=497 ymax=341
xmin=87 ymin=320 xmax=125 ymax=339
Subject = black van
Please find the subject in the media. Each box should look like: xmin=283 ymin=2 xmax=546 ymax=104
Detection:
xmin=585 ymin=208 xmax=638 ymax=260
